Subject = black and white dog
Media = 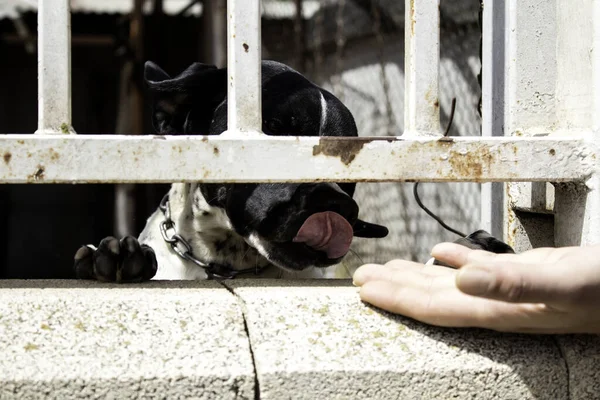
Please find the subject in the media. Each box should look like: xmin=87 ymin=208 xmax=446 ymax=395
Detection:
xmin=74 ymin=60 xmax=390 ymax=282
xmin=74 ymin=60 xmax=514 ymax=282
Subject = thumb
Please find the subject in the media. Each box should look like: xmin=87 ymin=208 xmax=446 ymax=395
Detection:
xmin=455 ymin=260 xmax=570 ymax=304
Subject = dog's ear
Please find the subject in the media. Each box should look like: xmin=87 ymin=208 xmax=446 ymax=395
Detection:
xmin=144 ymin=61 xmax=171 ymax=83
xmin=353 ymin=219 xmax=389 ymax=238
xmin=144 ymin=61 xmax=226 ymax=134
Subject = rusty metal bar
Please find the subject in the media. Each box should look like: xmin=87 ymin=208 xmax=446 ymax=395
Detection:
xmin=404 ymin=0 xmax=441 ymax=136
xmin=36 ymin=0 xmax=73 ymax=134
xmin=481 ymin=0 xmax=507 ymax=239
xmin=225 ymin=0 xmax=262 ymax=136
xmin=0 ymin=135 xmax=595 ymax=184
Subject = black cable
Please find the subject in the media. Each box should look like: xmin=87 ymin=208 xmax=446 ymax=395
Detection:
xmin=444 ymin=98 xmax=457 ymax=137
xmin=412 ymin=96 xmax=465 ymax=238
xmin=413 ymin=182 xmax=467 ymax=237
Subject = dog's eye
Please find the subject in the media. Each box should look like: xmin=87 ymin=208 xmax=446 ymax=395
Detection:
xmin=266 ymin=119 xmax=283 ymax=133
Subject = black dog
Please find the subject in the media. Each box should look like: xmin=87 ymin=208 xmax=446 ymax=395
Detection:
xmin=74 ymin=60 xmax=389 ymax=282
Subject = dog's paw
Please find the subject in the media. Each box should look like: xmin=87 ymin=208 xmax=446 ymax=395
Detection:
xmin=74 ymin=236 xmax=158 ymax=282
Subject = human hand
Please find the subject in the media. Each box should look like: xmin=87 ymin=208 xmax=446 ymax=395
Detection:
xmin=353 ymin=243 xmax=600 ymax=334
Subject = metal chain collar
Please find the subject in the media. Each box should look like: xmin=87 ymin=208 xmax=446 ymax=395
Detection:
xmin=158 ymin=194 xmax=264 ymax=280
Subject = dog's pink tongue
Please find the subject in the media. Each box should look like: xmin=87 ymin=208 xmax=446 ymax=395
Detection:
xmin=293 ymin=211 xmax=353 ymax=259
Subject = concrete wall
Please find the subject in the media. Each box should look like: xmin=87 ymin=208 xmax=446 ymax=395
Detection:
xmin=1 ymin=280 xmax=598 ymax=399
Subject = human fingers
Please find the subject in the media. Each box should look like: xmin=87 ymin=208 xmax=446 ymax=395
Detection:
xmin=353 ymin=259 xmax=453 ymax=286
xmin=431 ymin=242 xmax=564 ymax=268
xmin=455 ymin=259 xmax=574 ymax=304
xmin=358 ymin=277 xmax=484 ymax=327
xmin=430 ymin=242 xmax=514 ymax=268
xmin=358 ymin=275 xmax=559 ymax=331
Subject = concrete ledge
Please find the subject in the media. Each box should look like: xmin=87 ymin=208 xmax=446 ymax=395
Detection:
xmin=556 ymin=335 xmax=600 ymax=400
xmin=225 ymin=280 xmax=569 ymax=400
xmin=0 ymin=280 xmax=598 ymax=399
xmin=0 ymin=281 xmax=255 ymax=400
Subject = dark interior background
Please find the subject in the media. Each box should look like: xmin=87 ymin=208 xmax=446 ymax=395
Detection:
xmin=0 ymin=4 xmax=318 ymax=278
xmin=0 ymin=11 xmax=203 ymax=278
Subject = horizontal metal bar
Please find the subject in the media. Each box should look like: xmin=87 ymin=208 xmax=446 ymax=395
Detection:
xmin=0 ymin=135 xmax=595 ymax=184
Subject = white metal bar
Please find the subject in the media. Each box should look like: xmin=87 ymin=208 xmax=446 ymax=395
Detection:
xmin=481 ymin=0 xmax=506 ymax=238
xmin=554 ymin=0 xmax=600 ymax=247
xmin=404 ymin=0 xmax=441 ymax=136
xmin=36 ymin=0 xmax=73 ymax=134
xmin=594 ymin=0 xmax=600 ymax=135
xmin=226 ymin=0 xmax=262 ymax=136
xmin=0 ymin=135 xmax=594 ymax=183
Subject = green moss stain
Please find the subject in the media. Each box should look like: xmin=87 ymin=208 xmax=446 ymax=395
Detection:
xmin=314 ymin=305 xmax=330 ymax=316
xmin=24 ymin=343 xmax=39 ymax=351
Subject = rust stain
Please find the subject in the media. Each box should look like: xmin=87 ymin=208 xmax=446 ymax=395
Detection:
xmin=202 ymin=136 xmax=209 ymax=142
xmin=17 ymin=140 xmax=24 ymax=145
xmin=28 ymin=165 xmax=45 ymax=181
xmin=3 ymin=152 xmax=11 ymax=164
xmin=505 ymin=184 xmax=517 ymax=248
xmin=447 ymin=147 xmax=495 ymax=181
xmin=410 ymin=0 xmax=415 ymax=35
xmin=49 ymin=148 xmax=60 ymax=161
xmin=243 ymin=43 xmax=249 ymax=52
xmin=312 ymin=137 xmax=391 ymax=166
xmin=424 ymin=87 xmax=439 ymax=110
xmin=438 ymin=136 xmax=454 ymax=143
xmin=549 ymin=148 xmax=556 ymax=156
xmin=213 ymin=146 xmax=219 ymax=155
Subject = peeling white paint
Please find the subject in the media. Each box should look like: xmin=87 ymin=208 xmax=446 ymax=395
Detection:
xmin=0 ymin=135 xmax=595 ymax=184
